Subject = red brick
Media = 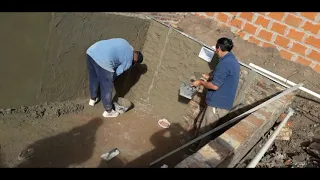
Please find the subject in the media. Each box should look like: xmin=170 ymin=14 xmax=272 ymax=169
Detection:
xmin=195 ymin=13 xmax=206 ymax=18
xmin=230 ymin=17 xmax=243 ymax=28
xmin=278 ymin=113 xmax=288 ymax=122
xmin=254 ymin=15 xmax=270 ymax=28
xmin=305 ymin=35 xmax=320 ymax=49
xmin=257 ymin=12 xmax=268 ymax=16
xmin=291 ymin=42 xmax=308 ymax=55
xmin=307 ymin=49 xmax=320 ymax=63
xmin=267 ymin=12 xmax=285 ymax=21
xmin=224 ymin=128 xmax=246 ymax=144
xmin=232 ymin=121 xmax=256 ymax=138
xmin=280 ymin=49 xmax=294 ymax=60
xmin=287 ymin=28 xmax=305 ymax=41
xmin=256 ymin=110 xmax=273 ymax=120
xmin=239 ymin=12 xmax=254 ymax=21
xmin=274 ymin=35 xmax=290 ymax=48
xmin=296 ymin=56 xmax=312 ymax=66
xmin=216 ymin=13 xmax=229 ymax=23
xmin=243 ymin=22 xmax=258 ymax=35
xmin=229 ymin=12 xmax=238 ymax=16
xmin=280 ymin=92 xmax=295 ymax=102
xmin=271 ymin=21 xmax=288 ymax=35
xmin=205 ymin=12 xmax=215 ymax=17
xmin=300 ymin=12 xmax=319 ymax=21
xmin=302 ymin=21 xmax=320 ymax=35
xmin=262 ymin=42 xmax=276 ymax=49
xmin=237 ymin=31 xmax=246 ymax=39
xmin=244 ymin=115 xmax=264 ymax=128
xmin=248 ymin=36 xmax=261 ymax=45
xmin=257 ymin=29 xmax=273 ymax=41
xmin=314 ymin=64 xmax=320 ymax=73
xmin=220 ymin=23 xmax=228 ymax=28
xmin=284 ymin=14 xmax=303 ymax=28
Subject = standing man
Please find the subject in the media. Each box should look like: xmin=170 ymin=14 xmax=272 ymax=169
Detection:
xmin=191 ymin=37 xmax=240 ymax=148
xmin=86 ymin=38 xmax=143 ymax=118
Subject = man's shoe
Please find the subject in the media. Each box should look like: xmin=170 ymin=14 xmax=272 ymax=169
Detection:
xmin=102 ymin=110 xmax=119 ymax=118
xmin=88 ymin=98 xmax=100 ymax=106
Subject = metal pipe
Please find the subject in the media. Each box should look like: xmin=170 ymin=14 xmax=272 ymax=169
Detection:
xmin=244 ymin=68 xmax=291 ymax=89
xmin=149 ymin=83 xmax=303 ymax=167
xmin=249 ymin=63 xmax=320 ymax=99
xmin=246 ymin=108 xmax=295 ymax=168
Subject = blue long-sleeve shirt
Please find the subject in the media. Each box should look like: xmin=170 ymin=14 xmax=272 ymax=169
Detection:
xmin=86 ymin=38 xmax=133 ymax=78
xmin=206 ymin=52 xmax=240 ymax=110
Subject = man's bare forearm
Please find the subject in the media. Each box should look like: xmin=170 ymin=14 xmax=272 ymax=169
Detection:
xmin=200 ymin=80 xmax=219 ymax=90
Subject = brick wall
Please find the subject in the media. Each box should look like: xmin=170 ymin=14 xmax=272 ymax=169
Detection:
xmin=193 ymin=12 xmax=320 ymax=73
xmin=175 ymin=92 xmax=295 ymax=168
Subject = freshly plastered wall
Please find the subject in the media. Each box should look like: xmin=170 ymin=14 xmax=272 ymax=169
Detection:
xmin=0 ymin=12 xmax=149 ymax=109
xmin=122 ymin=20 xmax=212 ymax=122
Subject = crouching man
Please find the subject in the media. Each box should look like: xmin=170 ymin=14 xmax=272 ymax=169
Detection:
xmin=86 ymin=38 xmax=143 ymax=118
xmin=191 ymin=37 xmax=240 ymax=148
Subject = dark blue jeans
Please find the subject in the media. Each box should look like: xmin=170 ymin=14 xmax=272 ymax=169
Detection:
xmin=87 ymin=55 xmax=114 ymax=111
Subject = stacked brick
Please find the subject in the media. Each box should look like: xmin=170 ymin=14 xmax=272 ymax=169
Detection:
xmin=194 ymin=12 xmax=320 ymax=73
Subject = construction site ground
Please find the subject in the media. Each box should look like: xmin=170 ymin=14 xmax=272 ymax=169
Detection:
xmin=1 ymin=14 xmax=320 ymax=168
xmin=176 ymin=15 xmax=320 ymax=168
xmin=0 ymin=99 xmax=193 ymax=168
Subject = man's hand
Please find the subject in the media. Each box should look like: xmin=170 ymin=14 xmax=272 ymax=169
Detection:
xmin=191 ymin=80 xmax=202 ymax=87
xmin=202 ymin=73 xmax=210 ymax=80
xmin=192 ymin=79 xmax=219 ymax=90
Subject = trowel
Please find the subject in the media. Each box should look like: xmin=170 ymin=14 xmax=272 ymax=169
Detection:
xmin=179 ymin=72 xmax=203 ymax=99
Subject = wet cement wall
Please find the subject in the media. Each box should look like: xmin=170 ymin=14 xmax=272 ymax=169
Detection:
xmin=0 ymin=13 xmax=149 ymax=109
xmin=120 ymin=19 xmax=287 ymax=123
xmin=120 ymin=20 xmax=211 ymax=122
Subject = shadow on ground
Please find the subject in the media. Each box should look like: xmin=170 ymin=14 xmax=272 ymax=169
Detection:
xmin=113 ymin=64 xmax=148 ymax=100
xmin=96 ymin=92 xmax=274 ymax=168
xmin=15 ymin=118 xmax=103 ymax=168
xmin=97 ymin=123 xmax=192 ymax=168
xmin=111 ymin=63 xmax=148 ymax=112
xmin=97 ymin=53 xmax=282 ymax=168
xmin=154 ymin=93 xmax=280 ymax=168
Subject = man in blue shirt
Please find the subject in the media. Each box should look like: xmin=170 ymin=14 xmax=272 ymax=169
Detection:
xmin=86 ymin=38 xmax=143 ymax=118
xmin=191 ymin=37 xmax=240 ymax=148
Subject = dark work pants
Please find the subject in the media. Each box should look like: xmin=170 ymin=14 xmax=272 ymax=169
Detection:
xmin=87 ymin=55 xmax=114 ymax=111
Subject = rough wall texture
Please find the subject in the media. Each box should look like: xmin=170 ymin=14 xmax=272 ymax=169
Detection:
xmin=0 ymin=13 xmax=149 ymax=109
xmin=193 ymin=12 xmax=320 ymax=73
xmin=125 ymin=20 xmax=211 ymax=122
xmin=0 ymin=13 xmax=51 ymax=109
xmin=108 ymin=12 xmax=188 ymax=26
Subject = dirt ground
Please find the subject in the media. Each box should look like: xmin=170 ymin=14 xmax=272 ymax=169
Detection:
xmin=177 ymin=15 xmax=320 ymax=168
xmin=0 ymin=98 xmax=192 ymax=168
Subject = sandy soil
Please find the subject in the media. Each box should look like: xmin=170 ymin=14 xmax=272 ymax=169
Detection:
xmin=0 ymin=99 xmax=192 ymax=168
xmin=177 ymin=15 xmax=320 ymax=168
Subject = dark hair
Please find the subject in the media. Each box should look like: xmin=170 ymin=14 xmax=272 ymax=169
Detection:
xmin=135 ymin=51 xmax=143 ymax=64
xmin=216 ymin=37 xmax=233 ymax=52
